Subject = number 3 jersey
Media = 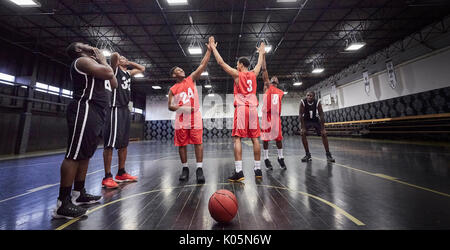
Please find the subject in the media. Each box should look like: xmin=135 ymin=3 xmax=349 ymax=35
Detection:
xmin=108 ymin=67 xmax=131 ymax=107
xmin=234 ymin=71 xmax=258 ymax=107
xmin=169 ymin=76 xmax=203 ymax=130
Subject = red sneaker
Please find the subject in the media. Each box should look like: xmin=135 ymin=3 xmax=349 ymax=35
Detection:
xmin=115 ymin=173 xmax=138 ymax=182
xmin=102 ymin=177 xmax=119 ymax=189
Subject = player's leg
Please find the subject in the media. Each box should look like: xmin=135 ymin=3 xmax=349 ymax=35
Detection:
xmin=194 ymin=143 xmax=205 ymax=183
xmin=114 ymin=108 xmax=137 ymax=182
xmin=263 ymin=140 xmax=273 ymax=170
xmin=301 ymin=125 xmax=312 ymax=162
xmin=102 ymin=147 xmax=118 ymax=188
xmin=102 ymin=106 xmax=118 ymax=188
xmin=320 ymin=126 xmax=335 ymax=162
xmin=72 ymin=159 xmax=102 ymax=205
xmin=276 ymin=140 xmax=287 ymax=169
xmin=251 ymin=137 xmax=262 ymax=179
xmin=228 ymin=136 xmax=244 ymax=182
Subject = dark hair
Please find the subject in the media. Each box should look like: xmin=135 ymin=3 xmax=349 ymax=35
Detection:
xmin=66 ymin=42 xmax=80 ymax=60
xmin=169 ymin=66 xmax=179 ymax=77
xmin=238 ymin=57 xmax=250 ymax=68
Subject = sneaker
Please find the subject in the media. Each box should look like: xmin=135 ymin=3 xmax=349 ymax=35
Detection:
xmin=277 ymin=158 xmax=287 ymax=169
xmin=301 ymin=153 xmax=312 ymax=162
xmin=196 ymin=168 xmax=205 ymax=184
xmin=179 ymin=167 xmax=189 ymax=181
xmin=326 ymin=152 xmax=335 ymax=162
xmin=115 ymin=173 xmax=138 ymax=183
xmin=71 ymin=189 xmax=102 ymax=206
xmin=52 ymin=196 xmax=87 ymax=219
xmin=254 ymin=169 xmax=263 ymax=179
xmin=227 ymin=171 xmax=244 ymax=182
xmin=264 ymin=159 xmax=273 ymax=170
xmin=102 ymin=177 xmax=119 ymax=189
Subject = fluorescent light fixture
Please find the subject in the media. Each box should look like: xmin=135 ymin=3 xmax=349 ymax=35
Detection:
xmin=134 ymin=73 xmax=144 ymax=78
xmin=201 ymin=71 xmax=208 ymax=76
xmin=204 ymin=84 xmax=212 ymax=88
xmin=0 ymin=72 xmax=15 ymax=85
xmin=188 ymin=46 xmax=202 ymax=55
xmin=277 ymin=0 xmax=297 ymax=2
xmin=48 ymin=85 xmax=60 ymax=95
xmin=208 ymin=93 xmax=215 ymax=97
xmin=265 ymin=45 xmax=272 ymax=53
xmin=102 ymin=50 xmax=111 ymax=57
xmin=133 ymin=108 xmax=143 ymax=114
xmin=312 ymin=68 xmax=324 ymax=74
xmin=167 ymin=0 xmax=188 ymax=5
xmin=8 ymin=0 xmax=40 ymax=7
xmin=283 ymin=92 xmax=288 ymax=95
xmin=36 ymin=82 xmax=48 ymax=90
xmin=345 ymin=42 xmax=366 ymax=51
xmin=293 ymin=81 xmax=302 ymax=86
xmin=152 ymin=85 xmax=162 ymax=90
xmin=165 ymin=94 xmax=169 ymax=97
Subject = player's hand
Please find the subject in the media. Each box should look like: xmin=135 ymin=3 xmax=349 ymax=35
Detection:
xmin=93 ymin=48 xmax=107 ymax=65
xmin=321 ymin=129 xmax=327 ymax=136
xmin=300 ymin=128 xmax=306 ymax=136
xmin=209 ymin=36 xmax=217 ymax=50
xmin=257 ymin=42 xmax=266 ymax=54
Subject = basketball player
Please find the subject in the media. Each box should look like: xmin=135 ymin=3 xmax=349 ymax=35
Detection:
xmin=102 ymin=53 xmax=145 ymax=189
xmin=53 ymin=42 xmax=118 ymax=219
xmin=167 ymin=40 xmax=211 ymax=184
xmin=261 ymin=53 xmax=286 ymax=170
xmin=299 ymin=91 xmax=335 ymax=162
xmin=209 ymin=36 xmax=266 ymax=181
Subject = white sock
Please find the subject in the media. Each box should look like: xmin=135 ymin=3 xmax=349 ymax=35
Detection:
xmin=254 ymin=161 xmax=261 ymax=170
xmin=277 ymin=149 xmax=284 ymax=159
xmin=263 ymin=150 xmax=269 ymax=160
xmin=182 ymin=162 xmax=188 ymax=168
xmin=196 ymin=162 xmax=203 ymax=169
xmin=235 ymin=161 xmax=243 ymax=173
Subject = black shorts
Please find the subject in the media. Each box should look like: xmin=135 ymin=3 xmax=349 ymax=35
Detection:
xmin=104 ymin=106 xmax=131 ymax=149
xmin=65 ymin=101 xmax=105 ymax=161
xmin=304 ymin=121 xmax=322 ymax=136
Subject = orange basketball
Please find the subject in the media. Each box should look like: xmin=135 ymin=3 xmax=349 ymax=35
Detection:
xmin=208 ymin=189 xmax=238 ymax=223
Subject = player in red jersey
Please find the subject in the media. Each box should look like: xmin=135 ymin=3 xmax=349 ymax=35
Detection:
xmin=167 ymin=40 xmax=211 ymax=184
xmin=260 ymin=53 xmax=287 ymax=170
xmin=209 ymin=36 xmax=266 ymax=181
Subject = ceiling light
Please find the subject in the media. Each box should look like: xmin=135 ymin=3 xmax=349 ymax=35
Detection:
xmin=345 ymin=42 xmax=366 ymax=51
xmin=167 ymin=0 xmax=188 ymax=5
xmin=9 ymin=0 xmax=40 ymax=7
xmin=201 ymin=71 xmax=208 ymax=76
xmin=102 ymin=50 xmax=111 ymax=57
xmin=293 ymin=81 xmax=302 ymax=86
xmin=208 ymin=93 xmax=215 ymax=97
xmin=265 ymin=45 xmax=272 ymax=53
xmin=134 ymin=73 xmax=144 ymax=78
xmin=312 ymin=68 xmax=324 ymax=74
xmin=188 ymin=46 xmax=202 ymax=55
xmin=152 ymin=86 xmax=162 ymax=90
xmin=204 ymin=84 xmax=212 ymax=88
xmin=283 ymin=92 xmax=288 ymax=95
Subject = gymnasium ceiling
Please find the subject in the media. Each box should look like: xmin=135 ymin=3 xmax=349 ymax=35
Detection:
xmin=0 ymin=0 xmax=450 ymax=96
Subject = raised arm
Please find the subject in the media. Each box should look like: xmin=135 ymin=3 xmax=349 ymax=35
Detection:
xmin=128 ymin=61 xmax=146 ymax=76
xmin=262 ymin=53 xmax=270 ymax=93
xmin=252 ymin=42 xmax=265 ymax=77
xmin=190 ymin=47 xmax=211 ymax=81
xmin=110 ymin=52 xmax=120 ymax=72
xmin=77 ymin=48 xmax=117 ymax=88
xmin=209 ymin=36 xmax=239 ymax=80
xmin=299 ymin=100 xmax=306 ymax=133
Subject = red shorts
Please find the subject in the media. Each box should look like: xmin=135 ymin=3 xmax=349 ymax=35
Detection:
xmin=232 ymin=105 xmax=260 ymax=138
xmin=261 ymin=114 xmax=283 ymax=142
xmin=174 ymin=129 xmax=203 ymax=146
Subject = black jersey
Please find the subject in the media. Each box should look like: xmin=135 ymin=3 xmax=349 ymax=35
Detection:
xmin=70 ymin=58 xmax=108 ymax=109
xmin=301 ymin=98 xmax=320 ymax=123
xmin=111 ymin=67 xmax=131 ymax=107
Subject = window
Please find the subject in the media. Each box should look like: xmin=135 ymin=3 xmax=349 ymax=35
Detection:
xmin=133 ymin=108 xmax=143 ymax=114
xmin=35 ymin=82 xmax=49 ymax=93
xmin=0 ymin=72 xmax=15 ymax=86
xmin=62 ymin=89 xmax=73 ymax=98
xmin=48 ymin=85 xmax=60 ymax=96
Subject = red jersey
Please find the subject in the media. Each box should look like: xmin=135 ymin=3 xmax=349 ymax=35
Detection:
xmin=262 ymin=84 xmax=284 ymax=115
xmin=169 ymin=76 xmax=202 ymax=130
xmin=234 ymin=71 xmax=258 ymax=107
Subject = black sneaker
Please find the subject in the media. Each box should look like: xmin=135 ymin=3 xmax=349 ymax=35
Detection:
xmin=52 ymin=196 xmax=87 ymax=219
xmin=326 ymin=152 xmax=335 ymax=162
xmin=72 ymin=189 xmax=102 ymax=206
xmin=277 ymin=158 xmax=287 ymax=169
xmin=196 ymin=168 xmax=205 ymax=184
xmin=264 ymin=159 xmax=273 ymax=170
xmin=179 ymin=167 xmax=189 ymax=181
xmin=227 ymin=171 xmax=244 ymax=182
xmin=301 ymin=153 xmax=312 ymax=162
xmin=254 ymin=169 xmax=263 ymax=179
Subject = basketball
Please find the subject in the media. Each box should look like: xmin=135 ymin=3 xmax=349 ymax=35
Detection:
xmin=208 ymin=189 xmax=238 ymax=223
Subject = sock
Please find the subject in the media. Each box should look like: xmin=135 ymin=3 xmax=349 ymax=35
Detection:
xmin=58 ymin=186 xmax=72 ymax=201
xmin=182 ymin=162 xmax=188 ymax=168
xmin=235 ymin=161 xmax=243 ymax=173
xmin=117 ymin=168 xmax=126 ymax=176
xmin=254 ymin=161 xmax=261 ymax=170
xmin=73 ymin=180 xmax=85 ymax=192
xmin=104 ymin=172 xmax=113 ymax=179
xmin=277 ymin=149 xmax=284 ymax=159
xmin=263 ymin=150 xmax=269 ymax=160
xmin=196 ymin=162 xmax=203 ymax=169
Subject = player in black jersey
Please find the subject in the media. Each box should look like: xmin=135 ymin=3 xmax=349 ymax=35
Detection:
xmin=53 ymin=42 xmax=118 ymax=219
xmin=102 ymin=53 xmax=145 ymax=188
xmin=299 ymin=91 xmax=335 ymax=162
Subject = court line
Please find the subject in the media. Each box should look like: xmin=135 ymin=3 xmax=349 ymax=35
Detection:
xmin=312 ymin=156 xmax=450 ymax=198
xmin=55 ymin=182 xmax=364 ymax=230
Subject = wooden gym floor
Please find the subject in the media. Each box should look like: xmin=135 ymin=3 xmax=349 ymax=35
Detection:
xmin=0 ymin=136 xmax=449 ymax=230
